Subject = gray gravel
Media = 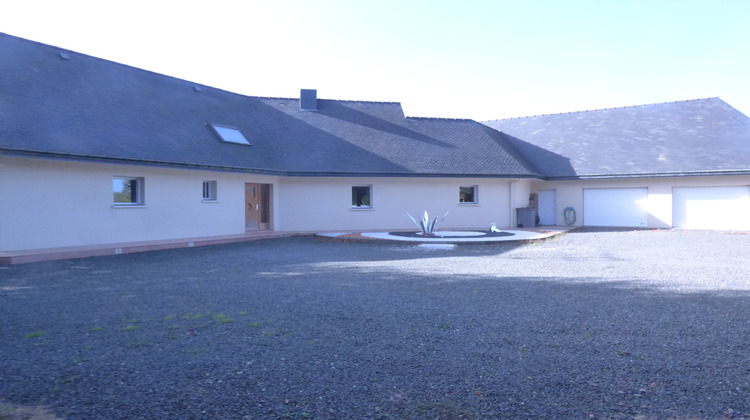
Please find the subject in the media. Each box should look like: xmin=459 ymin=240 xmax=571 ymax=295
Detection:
xmin=1 ymin=228 xmax=749 ymax=419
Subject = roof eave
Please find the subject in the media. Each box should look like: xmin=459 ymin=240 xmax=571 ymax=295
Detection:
xmin=0 ymin=148 xmax=287 ymax=176
xmin=546 ymin=169 xmax=750 ymax=180
xmin=280 ymin=171 xmax=545 ymax=179
xmin=1 ymin=148 xmax=549 ymax=179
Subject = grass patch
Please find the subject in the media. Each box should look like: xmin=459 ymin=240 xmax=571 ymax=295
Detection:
xmin=23 ymin=330 xmax=45 ymax=338
xmin=182 ymin=313 xmax=204 ymax=320
xmin=56 ymin=375 xmax=81 ymax=386
xmin=122 ymin=325 xmax=140 ymax=331
xmin=187 ymin=346 xmax=208 ymax=355
xmin=89 ymin=326 xmax=104 ymax=332
xmin=247 ymin=322 xmax=264 ymax=328
xmin=164 ymin=314 xmax=176 ymax=321
xmin=212 ymin=314 xmax=234 ymax=324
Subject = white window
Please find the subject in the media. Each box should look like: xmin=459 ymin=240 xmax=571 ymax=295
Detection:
xmin=202 ymin=181 xmax=218 ymax=201
xmin=459 ymin=186 xmax=478 ymax=204
xmin=352 ymin=185 xmax=372 ymax=209
xmin=113 ymin=177 xmax=145 ymax=205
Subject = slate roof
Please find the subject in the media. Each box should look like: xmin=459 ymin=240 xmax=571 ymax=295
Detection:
xmin=0 ymin=33 xmax=541 ymax=178
xmin=483 ymin=99 xmax=750 ymax=179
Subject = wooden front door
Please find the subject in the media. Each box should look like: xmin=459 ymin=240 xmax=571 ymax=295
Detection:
xmin=245 ymin=183 xmax=271 ymax=231
xmin=245 ymin=183 xmax=260 ymax=230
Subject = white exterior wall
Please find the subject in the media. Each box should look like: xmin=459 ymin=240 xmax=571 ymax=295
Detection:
xmin=0 ymin=156 xmax=279 ymax=251
xmin=530 ymin=175 xmax=750 ymax=228
xmin=0 ymin=156 xmax=529 ymax=251
xmin=276 ymin=177 xmax=521 ymax=232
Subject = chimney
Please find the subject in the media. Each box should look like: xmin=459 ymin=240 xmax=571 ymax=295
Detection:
xmin=300 ymin=89 xmax=317 ymax=111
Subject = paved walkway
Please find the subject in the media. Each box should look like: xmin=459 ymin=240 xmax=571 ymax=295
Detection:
xmin=1 ymin=225 xmax=577 ymax=265
xmin=1 ymin=227 xmax=575 ymax=265
xmin=318 ymin=227 xmax=574 ymax=243
xmin=0 ymin=230 xmax=306 ymax=265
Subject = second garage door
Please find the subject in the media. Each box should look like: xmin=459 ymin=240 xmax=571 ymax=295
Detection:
xmin=672 ymin=186 xmax=750 ymax=230
xmin=583 ymin=188 xmax=648 ymax=227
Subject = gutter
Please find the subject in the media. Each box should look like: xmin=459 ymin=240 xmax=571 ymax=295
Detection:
xmin=546 ymin=170 xmax=750 ymax=180
xmin=279 ymin=171 xmax=546 ymax=179
xmin=7 ymin=148 xmax=746 ymax=180
xmin=1 ymin=148 xmax=546 ymax=179
xmin=0 ymin=149 xmax=288 ymax=176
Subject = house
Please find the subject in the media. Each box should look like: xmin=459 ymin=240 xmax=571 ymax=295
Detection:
xmin=2 ymin=33 xmax=750 ymax=261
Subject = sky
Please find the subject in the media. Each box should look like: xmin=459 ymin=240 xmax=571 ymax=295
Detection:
xmin=1 ymin=0 xmax=748 ymax=121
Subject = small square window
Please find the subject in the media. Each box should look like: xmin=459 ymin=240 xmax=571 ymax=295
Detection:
xmin=459 ymin=186 xmax=477 ymax=204
xmin=113 ymin=177 xmax=144 ymax=205
xmin=202 ymin=181 xmax=218 ymax=201
xmin=352 ymin=185 xmax=372 ymax=208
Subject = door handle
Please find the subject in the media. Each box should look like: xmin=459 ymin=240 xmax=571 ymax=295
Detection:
xmin=256 ymin=204 xmax=259 ymax=210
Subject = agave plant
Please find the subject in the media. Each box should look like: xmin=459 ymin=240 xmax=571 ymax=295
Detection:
xmin=407 ymin=211 xmax=449 ymax=236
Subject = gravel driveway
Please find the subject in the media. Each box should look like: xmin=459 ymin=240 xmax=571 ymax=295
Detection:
xmin=1 ymin=228 xmax=749 ymax=419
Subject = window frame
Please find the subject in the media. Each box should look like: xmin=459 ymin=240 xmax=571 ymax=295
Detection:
xmin=113 ymin=176 xmax=145 ymax=206
xmin=351 ymin=185 xmax=373 ymax=209
xmin=202 ymin=180 xmax=218 ymax=202
xmin=459 ymin=185 xmax=478 ymax=204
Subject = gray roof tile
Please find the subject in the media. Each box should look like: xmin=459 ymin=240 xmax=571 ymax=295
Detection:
xmin=483 ymin=99 xmax=750 ymax=178
xmin=0 ymin=33 xmax=541 ymax=178
xmin=7 ymin=33 xmax=747 ymax=181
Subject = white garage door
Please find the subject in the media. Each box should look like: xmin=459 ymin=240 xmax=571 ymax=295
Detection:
xmin=672 ymin=186 xmax=750 ymax=230
xmin=583 ymin=188 xmax=648 ymax=227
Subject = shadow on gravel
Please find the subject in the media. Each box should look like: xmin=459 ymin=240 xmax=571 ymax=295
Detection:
xmin=1 ymin=236 xmax=749 ymax=419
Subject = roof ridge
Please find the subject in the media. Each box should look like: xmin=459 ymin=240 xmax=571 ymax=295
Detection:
xmin=253 ymin=96 xmax=401 ymax=105
xmin=484 ymin=97 xmax=720 ymax=122
xmin=324 ymin=98 xmax=401 ymax=105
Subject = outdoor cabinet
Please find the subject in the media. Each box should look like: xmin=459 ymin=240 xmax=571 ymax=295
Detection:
xmin=516 ymin=207 xmax=537 ymax=228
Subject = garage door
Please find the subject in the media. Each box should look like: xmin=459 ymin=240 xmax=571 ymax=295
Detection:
xmin=672 ymin=186 xmax=750 ymax=230
xmin=583 ymin=188 xmax=648 ymax=227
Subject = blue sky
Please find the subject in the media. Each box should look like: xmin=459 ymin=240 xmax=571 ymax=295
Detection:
xmin=2 ymin=0 xmax=748 ymax=120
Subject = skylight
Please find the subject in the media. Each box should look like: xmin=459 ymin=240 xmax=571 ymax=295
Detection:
xmin=210 ymin=124 xmax=250 ymax=145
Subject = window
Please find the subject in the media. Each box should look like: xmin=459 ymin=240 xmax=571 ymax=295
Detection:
xmin=210 ymin=123 xmax=250 ymax=145
xmin=352 ymin=185 xmax=372 ymax=208
xmin=459 ymin=186 xmax=478 ymax=204
xmin=202 ymin=181 xmax=218 ymax=201
xmin=113 ymin=177 xmax=144 ymax=205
